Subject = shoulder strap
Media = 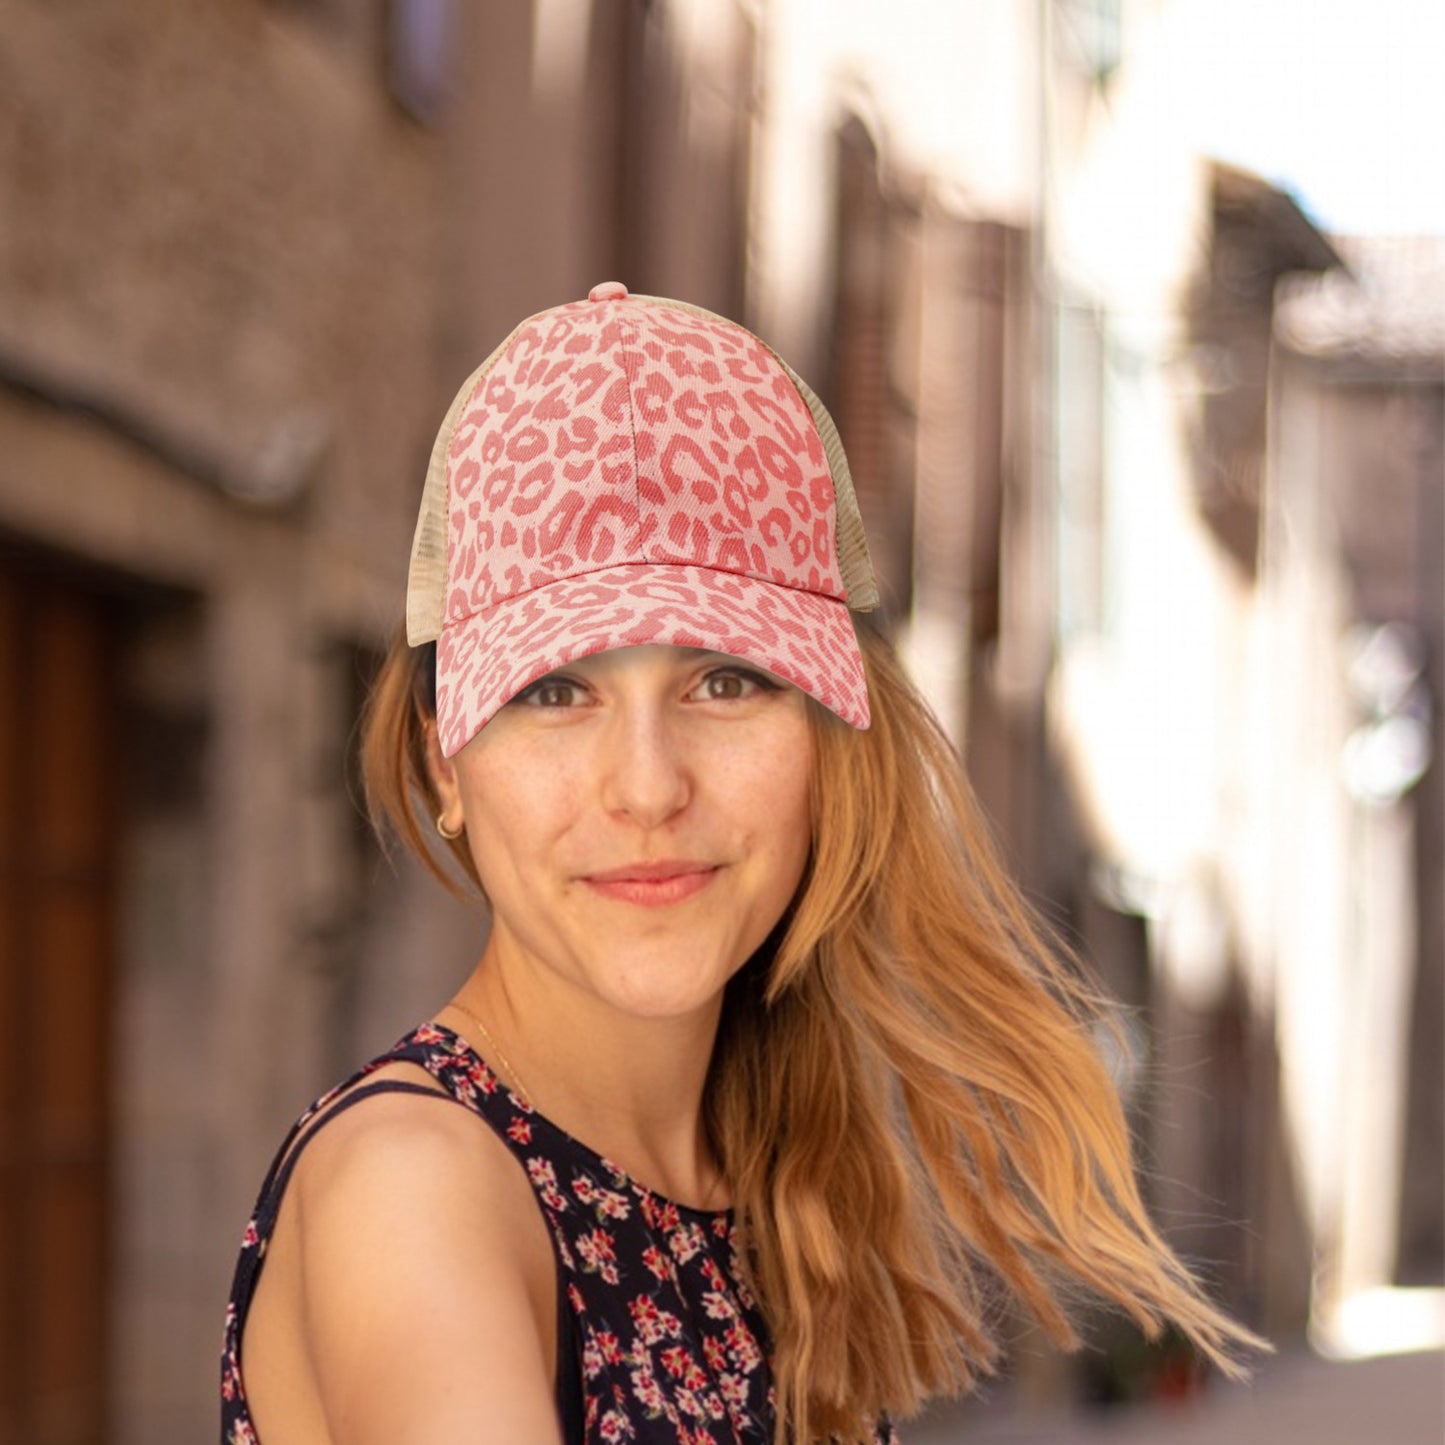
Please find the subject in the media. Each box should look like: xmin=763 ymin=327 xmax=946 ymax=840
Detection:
xmin=229 ymin=1081 xmax=464 ymax=1322
xmin=225 ymin=1074 xmax=586 ymax=1439
xmin=254 ymin=1080 xmax=459 ymax=1236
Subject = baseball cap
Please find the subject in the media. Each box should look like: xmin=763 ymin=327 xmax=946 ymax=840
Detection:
xmin=406 ymin=282 xmax=879 ymax=757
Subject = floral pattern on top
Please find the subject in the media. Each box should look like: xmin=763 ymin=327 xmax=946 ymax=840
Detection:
xmin=220 ymin=1021 xmax=898 ymax=1444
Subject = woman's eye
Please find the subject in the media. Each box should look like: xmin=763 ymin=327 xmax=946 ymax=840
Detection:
xmin=512 ymin=676 xmax=586 ymax=708
xmin=698 ymin=668 xmax=779 ymax=701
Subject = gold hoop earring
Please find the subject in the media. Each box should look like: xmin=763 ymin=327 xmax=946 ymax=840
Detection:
xmin=436 ymin=814 xmax=464 ymax=841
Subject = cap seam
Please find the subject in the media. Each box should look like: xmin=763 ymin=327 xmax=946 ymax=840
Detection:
xmin=621 ymin=309 xmax=644 ymax=564
xmin=437 ymin=555 xmax=852 ymax=632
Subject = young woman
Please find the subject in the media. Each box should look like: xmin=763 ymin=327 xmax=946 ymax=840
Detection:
xmin=221 ymin=283 xmax=1257 ymax=1445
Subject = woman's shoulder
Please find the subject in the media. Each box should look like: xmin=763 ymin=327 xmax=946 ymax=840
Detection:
xmin=288 ymin=1058 xmax=538 ymax=1241
xmin=245 ymin=1059 xmax=563 ymax=1444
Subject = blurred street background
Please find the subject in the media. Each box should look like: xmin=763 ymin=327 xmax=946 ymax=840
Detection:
xmin=0 ymin=1 xmax=1440 ymax=1442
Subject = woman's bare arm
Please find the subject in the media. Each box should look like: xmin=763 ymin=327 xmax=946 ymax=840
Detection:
xmin=292 ymin=1089 xmax=563 ymax=1444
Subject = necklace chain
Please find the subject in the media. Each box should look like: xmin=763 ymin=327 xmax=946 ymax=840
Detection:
xmin=446 ymin=998 xmax=532 ymax=1105
xmin=444 ymin=1000 xmax=730 ymax=1212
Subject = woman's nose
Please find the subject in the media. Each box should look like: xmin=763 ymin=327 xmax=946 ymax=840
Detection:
xmin=597 ymin=706 xmax=692 ymax=829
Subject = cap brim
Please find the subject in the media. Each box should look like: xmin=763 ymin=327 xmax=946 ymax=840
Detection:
xmin=434 ymin=564 xmax=870 ymax=756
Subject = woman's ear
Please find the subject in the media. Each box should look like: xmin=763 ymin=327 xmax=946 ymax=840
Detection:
xmin=423 ymin=718 xmax=465 ymax=834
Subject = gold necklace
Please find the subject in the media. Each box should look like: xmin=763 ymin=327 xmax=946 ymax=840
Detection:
xmin=446 ymin=998 xmax=533 ymax=1105
xmin=445 ymin=1002 xmax=730 ymax=1210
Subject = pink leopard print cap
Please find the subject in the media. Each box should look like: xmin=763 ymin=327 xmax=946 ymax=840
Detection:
xmin=408 ymin=283 xmax=878 ymax=757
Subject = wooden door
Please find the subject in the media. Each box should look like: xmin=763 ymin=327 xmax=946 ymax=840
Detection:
xmin=0 ymin=556 xmax=116 ymax=1445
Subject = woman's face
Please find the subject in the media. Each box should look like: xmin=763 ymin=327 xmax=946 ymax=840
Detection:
xmin=435 ymin=645 xmax=814 ymax=1024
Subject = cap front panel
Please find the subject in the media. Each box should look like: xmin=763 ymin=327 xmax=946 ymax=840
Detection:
xmin=444 ymin=301 xmax=640 ymax=627
xmin=621 ymin=307 xmax=846 ymax=602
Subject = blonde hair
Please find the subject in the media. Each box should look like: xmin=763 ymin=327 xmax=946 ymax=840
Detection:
xmin=360 ymin=623 xmax=1262 ymax=1443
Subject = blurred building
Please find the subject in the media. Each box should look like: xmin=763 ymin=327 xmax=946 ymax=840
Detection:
xmin=0 ymin=1 xmax=1439 ymax=1443
xmin=1023 ymin=0 xmax=1442 ymax=1395
xmin=800 ymin=0 xmax=1444 ymax=1417
xmin=0 ymin=2 xmax=755 ymax=1441
xmin=1268 ymin=236 xmax=1444 ymax=1344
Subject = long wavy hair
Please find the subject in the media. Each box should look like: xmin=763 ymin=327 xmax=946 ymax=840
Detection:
xmin=360 ymin=621 xmax=1260 ymax=1443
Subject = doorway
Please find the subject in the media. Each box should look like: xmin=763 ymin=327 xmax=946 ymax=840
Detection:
xmin=0 ymin=550 xmax=120 ymax=1445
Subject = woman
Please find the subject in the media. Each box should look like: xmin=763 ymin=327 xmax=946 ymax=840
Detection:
xmin=222 ymin=283 xmax=1256 ymax=1445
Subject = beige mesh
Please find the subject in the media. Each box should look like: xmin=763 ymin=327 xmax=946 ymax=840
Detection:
xmin=768 ymin=354 xmax=880 ymax=611
xmin=405 ymin=295 xmax=881 ymax=646
xmin=406 ymin=321 xmax=527 ymax=645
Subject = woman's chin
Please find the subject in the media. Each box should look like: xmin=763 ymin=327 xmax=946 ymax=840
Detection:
xmin=587 ymin=954 xmax=741 ymax=1024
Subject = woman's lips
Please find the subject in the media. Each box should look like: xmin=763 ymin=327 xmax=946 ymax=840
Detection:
xmin=580 ymin=863 xmax=721 ymax=908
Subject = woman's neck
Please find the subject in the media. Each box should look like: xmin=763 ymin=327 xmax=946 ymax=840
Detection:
xmin=449 ymin=945 xmax=728 ymax=1211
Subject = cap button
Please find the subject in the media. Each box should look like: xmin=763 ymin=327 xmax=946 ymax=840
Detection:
xmin=587 ymin=281 xmax=629 ymax=303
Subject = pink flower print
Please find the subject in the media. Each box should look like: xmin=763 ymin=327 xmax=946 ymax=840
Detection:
xmin=525 ymin=1157 xmax=568 ymax=1211
xmin=599 ymin=1408 xmax=633 ymax=1442
xmin=641 ymin=1194 xmax=680 ymax=1233
xmin=573 ymin=1174 xmax=598 ymax=1205
xmin=702 ymin=1290 xmax=734 ymax=1320
xmin=711 ymin=1214 xmax=731 ymax=1238
xmin=719 ymin=1372 xmax=749 ymax=1411
xmin=627 ymin=1293 xmax=682 ymax=1344
xmin=668 ymin=1222 xmax=704 ymax=1264
xmin=241 ymin=1220 xmax=258 ymax=1249
xmin=725 ymin=1321 xmax=762 ymax=1373
xmin=506 ymin=1116 xmax=532 ymax=1145
xmin=629 ymin=1364 xmax=666 ymax=1415
xmin=583 ymin=1334 xmax=606 ymax=1379
xmin=594 ymin=1329 xmax=623 ymax=1365
xmin=731 ymin=1266 xmax=758 ymax=1311
xmin=700 ymin=1257 xmax=728 ymax=1293
xmin=595 ymin=1186 xmax=632 ymax=1220
xmin=575 ymin=1228 xmax=620 ymax=1284
xmin=628 ymin=1293 xmax=662 ymax=1342
xmin=642 ymin=1245 xmax=672 ymax=1280
xmin=702 ymin=1335 xmax=728 ymax=1373
xmin=660 ymin=1344 xmax=691 ymax=1378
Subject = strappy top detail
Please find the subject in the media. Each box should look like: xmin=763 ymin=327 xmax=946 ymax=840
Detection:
xmin=221 ymin=1021 xmax=898 ymax=1444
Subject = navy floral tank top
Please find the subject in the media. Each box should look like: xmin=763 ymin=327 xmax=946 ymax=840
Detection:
xmin=220 ymin=1020 xmax=898 ymax=1444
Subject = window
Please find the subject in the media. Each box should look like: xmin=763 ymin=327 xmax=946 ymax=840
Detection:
xmin=387 ymin=0 xmax=454 ymax=122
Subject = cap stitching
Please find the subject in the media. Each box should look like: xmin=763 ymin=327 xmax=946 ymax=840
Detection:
xmin=619 ymin=313 xmax=645 ymax=566
xmin=438 ymin=553 xmax=849 ymax=631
